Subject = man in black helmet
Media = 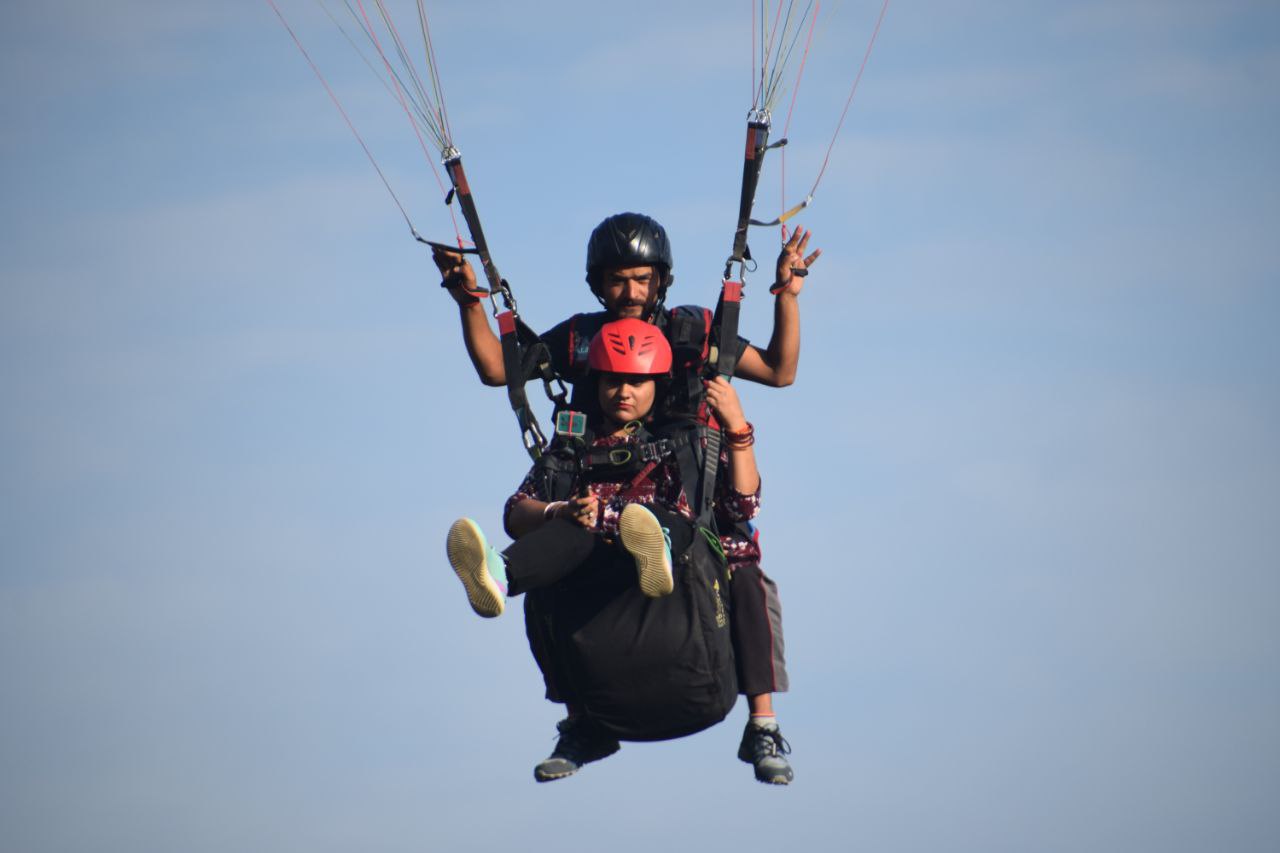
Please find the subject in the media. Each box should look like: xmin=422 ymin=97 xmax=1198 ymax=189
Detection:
xmin=433 ymin=212 xmax=819 ymax=784
xmin=436 ymin=212 xmax=817 ymax=390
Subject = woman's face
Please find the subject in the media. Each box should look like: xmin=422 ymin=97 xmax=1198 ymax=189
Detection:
xmin=597 ymin=373 xmax=657 ymax=426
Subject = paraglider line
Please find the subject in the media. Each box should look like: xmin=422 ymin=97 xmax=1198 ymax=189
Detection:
xmin=779 ymin=0 xmax=819 ymax=222
xmin=352 ymin=0 xmax=465 ymax=244
xmin=807 ymin=0 xmax=890 ymax=197
xmin=267 ymin=0 xmax=422 ymax=239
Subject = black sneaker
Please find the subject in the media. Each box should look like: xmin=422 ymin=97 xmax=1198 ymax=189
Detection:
xmin=533 ymin=716 xmax=621 ymax=782
xmin=737 ymin=720 xmax=794 ymax=785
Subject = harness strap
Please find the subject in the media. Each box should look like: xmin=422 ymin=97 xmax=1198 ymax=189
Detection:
xmin=496 ymin=311 xmax=545 ymax=458
xmin=621 ymin=459 xmax=661 ymax=500
xmin=667 ymin=422 xmax=714 ymax=529
xmin=715 ymin=281 xmax=744 ymax=378
xmin=706 ymin=114 xmax=771 ymax=522
xmin=698 ymin=280 xmax=746 ymax=524
xmin=443 ymin=152 xmax=561 ymax=461
xmin=724 ymin=117 xmax=772 ymax=281
xmin=698 ymin=425 xmax=722 ymax=524
xmin=578 ymin=433 xmax=693 ymax=471
xmin=520 ymin=324 xmax=569 ymax=416
xmin=444 ymin=154 xmax=507 ymax=306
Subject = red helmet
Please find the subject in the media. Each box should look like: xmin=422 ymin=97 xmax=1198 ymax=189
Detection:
xmin=587 ymin=318 xmax=672 ymax=375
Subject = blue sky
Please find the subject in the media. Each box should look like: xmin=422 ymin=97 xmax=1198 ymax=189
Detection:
xmin=2 ymin=2 xmax=1278 ymax=851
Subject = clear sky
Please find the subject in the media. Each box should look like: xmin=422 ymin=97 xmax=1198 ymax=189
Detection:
xmin=2 ymin=2 xmax=1278 ymax=851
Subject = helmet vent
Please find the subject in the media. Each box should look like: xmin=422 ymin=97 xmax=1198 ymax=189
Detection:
xmin=586 ymin=318 xmax=674 ymax=376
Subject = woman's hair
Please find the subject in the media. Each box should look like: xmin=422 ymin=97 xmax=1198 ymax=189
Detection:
xmin=593 ymin=372 xmax=670 ymax=428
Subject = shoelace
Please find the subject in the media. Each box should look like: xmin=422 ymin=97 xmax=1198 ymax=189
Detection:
xmin=752 ymin=727 xmax=792 ymax=758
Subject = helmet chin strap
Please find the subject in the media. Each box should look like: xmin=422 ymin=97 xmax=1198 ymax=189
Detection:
xmin=647 ymin=285 xmax=670 ymax=323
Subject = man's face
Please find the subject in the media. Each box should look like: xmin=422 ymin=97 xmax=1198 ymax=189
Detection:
xmin=597 ymin=265 xmax=660 ymax=319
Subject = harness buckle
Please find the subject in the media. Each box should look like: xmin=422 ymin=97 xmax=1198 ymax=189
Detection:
xmin=637 ymin=438 xmax=672 ymax=462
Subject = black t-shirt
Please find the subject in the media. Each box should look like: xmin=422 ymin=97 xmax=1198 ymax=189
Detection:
xmin=540 ymin=306 xmax=750 ymax=381
xmin=540 ymin=306 xmax=750 ymax=416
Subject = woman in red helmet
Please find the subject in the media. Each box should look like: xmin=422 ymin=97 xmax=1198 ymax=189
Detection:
xmin=445 ymin=317 xmax=761 ymax=780
xmin=447 ymin=316 xmax=759 ymax=614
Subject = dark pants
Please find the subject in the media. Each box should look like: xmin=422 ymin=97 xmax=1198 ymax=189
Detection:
xmin=503 ymin=510 xmax=694 ymax=597
xmin=728 ymin=562 xmax=789 ymax=695
xmin=511 ymin=513 xmax=788 ymax=699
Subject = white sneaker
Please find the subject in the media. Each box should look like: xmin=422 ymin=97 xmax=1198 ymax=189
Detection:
xmin=618 ymin=504 xmax=673 ymax=597
xmin=446 ymin=518 xmax=505 ymax=617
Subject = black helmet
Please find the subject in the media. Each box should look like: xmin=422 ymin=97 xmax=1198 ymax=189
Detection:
xmin=585 ymin=212 xmax=674 ymax=290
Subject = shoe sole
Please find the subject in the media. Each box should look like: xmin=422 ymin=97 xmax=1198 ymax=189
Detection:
xmin=741 ymin=750 xmax=794 ymax=785
xmin=619 ymin=505 xmax=673 ymax=597
xmin=533 ymin=763 xmax=578 ymax=783
xmin=446 ymin=518 xmax=504 ymax=618
xmin=756 ymin=773 xmax=793 ymax=785
xmin=534 ymin=742 xmax=621 ymax=782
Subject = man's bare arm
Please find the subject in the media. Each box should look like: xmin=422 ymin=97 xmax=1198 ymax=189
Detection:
xmin=734 ymin=227 xmax=820 ymax=388
xmin=736 ymin=292 xmax=799 ymax=387
xmin=433 ymin=247 xmax=507 ymax=386
xmin=456 ymin=300 xmax=506 ymax=386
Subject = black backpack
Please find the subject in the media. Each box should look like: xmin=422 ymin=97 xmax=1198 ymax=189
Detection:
xmin=518 ymin=306 xmax=741 ymax=742
xmin=523 ymin=523 xmax=737 ymax=742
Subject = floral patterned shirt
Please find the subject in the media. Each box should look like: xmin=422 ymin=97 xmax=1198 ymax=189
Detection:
xmin=505 ymin=433 xmax=762 ymax=567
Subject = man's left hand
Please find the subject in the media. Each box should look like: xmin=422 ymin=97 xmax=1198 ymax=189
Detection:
xmin=773 ymin=226 xmax=822 ymax=296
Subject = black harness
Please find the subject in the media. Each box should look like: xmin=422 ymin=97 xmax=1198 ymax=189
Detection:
xmin=434 ymin=152 xmax=568 ymax=460
xmin=533 ymin=422 xmax=700 ymax=508
xmin=548 ymin=306 xmax=732 ymax=530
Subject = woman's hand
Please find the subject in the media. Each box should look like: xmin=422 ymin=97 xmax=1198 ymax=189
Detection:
xmin=704 ymin=376 xmax=748 ymax=432
xmin=550 ymin=494 xmax=599 ymax=529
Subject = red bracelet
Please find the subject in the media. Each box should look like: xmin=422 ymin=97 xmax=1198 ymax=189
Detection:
xmin=723 ymin=422 xmax=755 ymax=448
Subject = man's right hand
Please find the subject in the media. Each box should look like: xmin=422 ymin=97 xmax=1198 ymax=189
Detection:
xmin=432 ymin=246 xmax=483 ymax=305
